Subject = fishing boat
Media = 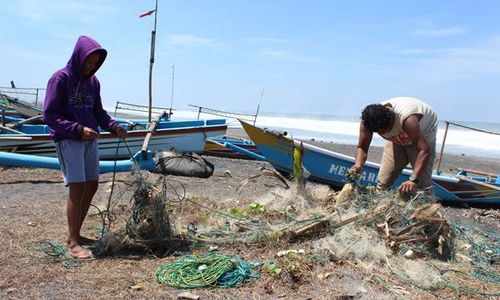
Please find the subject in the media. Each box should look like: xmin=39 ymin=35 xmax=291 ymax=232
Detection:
xmin=0 ymin=93 xmax=42 ymax=119
xmin=203 ymin=137 xmax=263 ymax=160
xmin=240 ymin=121 xmax=500 ymax=204
xmin=0 ymin=118 xmax=227 ymax=159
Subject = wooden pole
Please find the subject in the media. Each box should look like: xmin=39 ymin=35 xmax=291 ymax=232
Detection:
xmin=0 ymin=124 xmax=25 ymax=134
xmin=435 ymin=121 xmax=449 ymax=174
xmin=456 ymin=175 xmax=500 ymax=192
xmin=457 ymin=168 xmax=498 ymax=178
xmin=141 ymin=114 xmax=161 ymax=159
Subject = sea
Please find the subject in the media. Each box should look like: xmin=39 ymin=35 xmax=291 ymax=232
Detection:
xmin=169 ymin=110 xmax=500 ymax=159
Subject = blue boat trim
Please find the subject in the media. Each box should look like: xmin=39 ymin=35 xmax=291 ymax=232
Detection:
xmin=0 ymin=150 xmax=156 ymax=173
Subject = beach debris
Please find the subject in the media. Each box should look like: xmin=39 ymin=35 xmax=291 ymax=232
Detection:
xmin=223 ymin=170 xmax=232 ymax=177
xmin=481 ymin=210 xmax=500 ymax=219
xmin=27 ymin=221 xmax=36 ymax=227
xmin=334 ymin=182 xmax=355 ymax=205
xmin=236 ymin=167 xmax=290 ymax=195
xmin=316 ymin=272 xmax=332 ymax=280
xmin=129 ymin=282 xmax=144 ymax=291
xmin=404 ymin=249 xmax=415 ymax=259
xmin=177 ymin=292 xmax=200 ymax=300
xmin=277 ymin=249 xmax=305 ymax=257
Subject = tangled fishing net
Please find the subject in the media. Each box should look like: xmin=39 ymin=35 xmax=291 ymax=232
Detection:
xmin=93 ymin=167 xmax=185 ymax=256
xmin=86 ymin=157 xmax=498 ymax=296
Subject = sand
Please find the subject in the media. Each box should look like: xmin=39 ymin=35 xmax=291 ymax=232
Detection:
xmin=0 ymin=131 xmax=499 ymax=299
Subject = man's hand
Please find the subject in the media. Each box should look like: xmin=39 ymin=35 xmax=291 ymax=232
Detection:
xmin=398 ymin=180 xmax=417 ymax=193
xmin=114 ymin=125 xmax=128 ymax=139
xmin=81 ymin=127 xmax=99 ymax=140
xmin=348 ymin=164 xmax=362 ymax=176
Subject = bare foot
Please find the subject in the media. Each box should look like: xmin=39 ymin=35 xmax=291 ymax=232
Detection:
xmin=68 ymin=244 xmax=93 ymax=260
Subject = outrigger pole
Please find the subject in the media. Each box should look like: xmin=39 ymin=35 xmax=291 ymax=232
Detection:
xmin=147 ymin=0 xmax=159 ymax=123
xmin=142 ymin=0 xmax=159 ymax=159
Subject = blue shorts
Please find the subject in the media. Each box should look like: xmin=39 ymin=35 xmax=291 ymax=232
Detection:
xmin=55 ymin=139 xmax=100 ymax=185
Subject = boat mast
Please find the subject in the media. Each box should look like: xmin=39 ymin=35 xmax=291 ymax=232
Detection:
xmin=254 ymin=87 xmax=265 ymax=125
xmin=147 ymin=0 xmax=159 ymax=123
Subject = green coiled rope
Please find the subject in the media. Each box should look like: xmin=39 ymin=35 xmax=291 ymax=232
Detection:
xmin=154 ymin=252 xmax=259 ymax=288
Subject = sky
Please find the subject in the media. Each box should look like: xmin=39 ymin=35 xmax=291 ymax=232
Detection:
xmin=2 ymin=0 xmax=500 ymax=123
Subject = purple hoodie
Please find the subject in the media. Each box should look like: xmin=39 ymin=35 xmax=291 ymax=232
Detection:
xmin=42 ymin=35 xmax=118 ymax=142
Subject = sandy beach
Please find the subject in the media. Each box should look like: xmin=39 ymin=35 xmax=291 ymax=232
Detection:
xmin=0 ymin=131 xmax=499 ymax=299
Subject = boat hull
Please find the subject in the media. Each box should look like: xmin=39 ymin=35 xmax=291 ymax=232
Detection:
xmin=0 ymin=120 xmax=227 ymax=159
xmin=240 ymin=121 xmax=500 ymax=204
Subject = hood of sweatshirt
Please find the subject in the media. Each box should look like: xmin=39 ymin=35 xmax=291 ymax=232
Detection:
xmin=66 ymin=35 xmax=107 ymax=80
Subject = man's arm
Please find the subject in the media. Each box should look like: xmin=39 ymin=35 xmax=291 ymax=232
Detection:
xmin=350 ymin=121 xmax=373 ymax=174
xmin=399 ymin=114 xmax=430 ymax=192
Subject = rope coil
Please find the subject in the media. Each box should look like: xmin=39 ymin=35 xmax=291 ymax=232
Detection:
xmin=154 ymin=252 xmax=259 ymax=288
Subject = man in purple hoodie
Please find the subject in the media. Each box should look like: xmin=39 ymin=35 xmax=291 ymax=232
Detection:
xmin=43 ymin=35 xmax=127 ymax=259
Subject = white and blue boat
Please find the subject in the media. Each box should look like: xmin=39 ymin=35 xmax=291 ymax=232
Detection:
xmin=0 ymin=116 xmax=227 ymax=159
xmin=240 ymin=121 xmax=500 ymax=205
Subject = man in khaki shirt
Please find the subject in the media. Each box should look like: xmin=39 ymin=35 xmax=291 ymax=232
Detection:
xmin=349 ymin=97 xmax=438 ymax=193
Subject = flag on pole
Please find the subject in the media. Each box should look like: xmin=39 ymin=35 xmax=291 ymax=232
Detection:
xmin=139 ymin=9 xmax=156 ymax=18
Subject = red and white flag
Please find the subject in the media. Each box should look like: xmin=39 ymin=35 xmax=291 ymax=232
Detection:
xmin=139 ymin=9 xmax=156 ymax=18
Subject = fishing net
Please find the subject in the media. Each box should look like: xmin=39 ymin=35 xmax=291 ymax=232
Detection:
xmin=89 ymin=159 xmax=498 ymax=296
xmin=93 ymin=168 xmax=186 ymax=256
